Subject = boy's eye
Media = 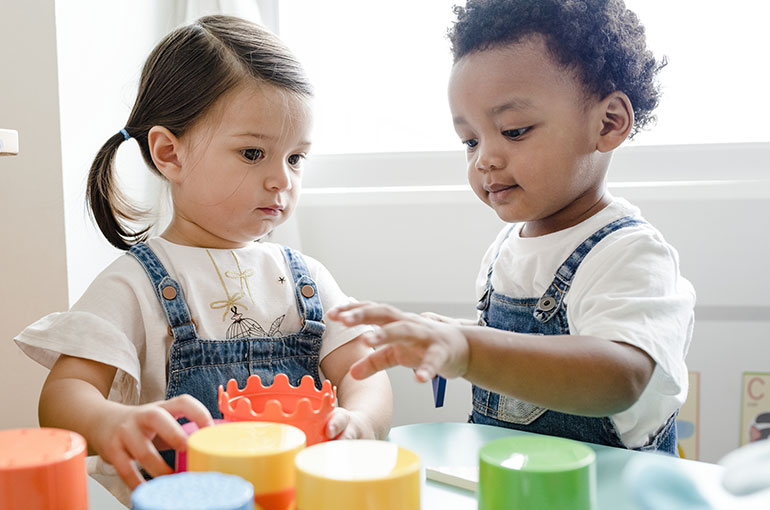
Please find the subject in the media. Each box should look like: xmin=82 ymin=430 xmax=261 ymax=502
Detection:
xmin=502 ymin=127 xmax=529 ymax=139
xmin=463 ymin=138 xmax=478 ymax=149
xmin=241 ymin=148 xmax=264 ymax=162
xmin=287 ymin=153 xmax=305 ymax=166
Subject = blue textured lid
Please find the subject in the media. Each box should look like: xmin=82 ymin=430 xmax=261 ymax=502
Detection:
xmin=131 ymin=472 xmax=254 ymax=510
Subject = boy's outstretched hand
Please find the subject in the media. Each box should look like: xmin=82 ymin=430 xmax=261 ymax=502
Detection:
xmin=328 ymin=302 xmax=470 ymax=383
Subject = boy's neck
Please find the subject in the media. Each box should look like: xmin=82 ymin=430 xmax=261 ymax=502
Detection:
xmin=520 ymin=191 xmax=612 ymax=238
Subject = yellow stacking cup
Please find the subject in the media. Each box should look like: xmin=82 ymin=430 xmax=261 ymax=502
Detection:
xmin=187 ymin=422 xmax=306 ymax=510
xmin=294 ymin=440 xmax=421 ymax=510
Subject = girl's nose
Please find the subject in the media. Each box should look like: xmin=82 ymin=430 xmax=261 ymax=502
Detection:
xmin=265 ymin=162 xmax=293 ymax=191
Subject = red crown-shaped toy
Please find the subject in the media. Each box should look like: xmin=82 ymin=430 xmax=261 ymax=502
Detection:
xmin=218 ymin=373 xmax=337 ymax=446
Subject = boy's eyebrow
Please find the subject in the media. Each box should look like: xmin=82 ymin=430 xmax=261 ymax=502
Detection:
xmin=452 ymin=97 xmax=535 ymax=126
xmin=490 ymin=98 xmax=534 ymax=115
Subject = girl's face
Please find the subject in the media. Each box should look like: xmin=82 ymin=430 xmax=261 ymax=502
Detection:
xmin=167 ymin=82 xmax=312 ymax=249
xmin=448 ymin=36 xmax=611 ymax=238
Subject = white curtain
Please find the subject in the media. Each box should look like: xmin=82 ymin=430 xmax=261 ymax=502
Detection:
xmin=172 ymin=0 xmax=280 ymax=32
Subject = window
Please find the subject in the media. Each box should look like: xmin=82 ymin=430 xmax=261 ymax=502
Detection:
xmin=279 ymin=0 xmax=770 ymax=155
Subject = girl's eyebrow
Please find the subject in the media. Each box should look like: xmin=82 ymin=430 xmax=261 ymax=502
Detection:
xmin=232 ymin=132 xmax=312 ymax=148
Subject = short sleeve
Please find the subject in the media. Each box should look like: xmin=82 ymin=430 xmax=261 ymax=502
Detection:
xmin=567 ymin=228 xmax=695 ymax=391
xmin=14 ymin=254 xmax=157 ymax=404
xmin=303 ymin=255 xmax=372 ymax=360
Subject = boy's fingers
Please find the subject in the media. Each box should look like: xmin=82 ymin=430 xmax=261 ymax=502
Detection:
xmin=350 ymin=344 xmax=412 ymax=380
xmin=334 ymin=303 xmax=411 ymax=327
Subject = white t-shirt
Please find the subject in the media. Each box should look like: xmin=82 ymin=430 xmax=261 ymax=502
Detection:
xmin=475 ymin=197 xmax=695 ymax=449
xmin=15 ymin=237 xmax=369 ymax=505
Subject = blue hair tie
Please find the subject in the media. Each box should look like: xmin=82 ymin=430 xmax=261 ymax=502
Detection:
xmin=120 ymin=128 xmax=131 ymax=141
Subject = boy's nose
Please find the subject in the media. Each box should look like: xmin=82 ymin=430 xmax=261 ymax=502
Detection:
xmin=474 ymin=147 xmax=506 ymax=172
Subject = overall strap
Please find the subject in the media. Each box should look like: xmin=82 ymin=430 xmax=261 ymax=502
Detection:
xmin=533 ymin=216 xmax=645 ymax=323
xmin=128 ymin=242 xmax=198 ymax=342
xmin=281 ymin=246 xmax=325 ymax=337
xmin=477 ymin=224 xmax=518 ymax=313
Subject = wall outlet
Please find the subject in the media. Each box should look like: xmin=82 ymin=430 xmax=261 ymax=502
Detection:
xmin=0 ymin=129 xmax=19 ymax=156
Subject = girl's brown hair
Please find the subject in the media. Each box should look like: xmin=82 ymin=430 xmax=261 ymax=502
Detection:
xmin=87 ymin=15 xmax=313 ymax=250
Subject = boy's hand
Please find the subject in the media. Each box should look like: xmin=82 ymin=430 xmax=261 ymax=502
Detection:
xmin=92 ymin=395 xmax=213 ymax=489
xmin=324 ymin=407 xmax=377 ymax=440
xmin=328 ymin=302 xmax=470 ymax=383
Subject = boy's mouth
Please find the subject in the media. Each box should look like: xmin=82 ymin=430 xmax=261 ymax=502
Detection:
xmin=485 ymin=183 xmax=519 ymax=201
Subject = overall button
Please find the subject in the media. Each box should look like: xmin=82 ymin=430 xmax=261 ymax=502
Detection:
xmin=537 ymin=296 xmax=556 ymax=311
xmin=301 ymin=285 xmax=315 ymax=298
xmin=162 ymin=286 xmax=177 ymax=300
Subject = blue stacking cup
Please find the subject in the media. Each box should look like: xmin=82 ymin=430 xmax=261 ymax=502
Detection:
xmin=131 ymin=471 xmax=254 ymax=510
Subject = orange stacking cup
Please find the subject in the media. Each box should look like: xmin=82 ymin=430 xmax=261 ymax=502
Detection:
xmin=219 ymin=373 xmax=336 ymax=446
xmin=0 ymin=428 xmax=88 ymax=510
xmin=187 ymin=421 xmax=306 ymax=510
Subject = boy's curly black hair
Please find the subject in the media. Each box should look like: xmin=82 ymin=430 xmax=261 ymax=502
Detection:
xmin=448 ymin=0 xmax=665 ymax=138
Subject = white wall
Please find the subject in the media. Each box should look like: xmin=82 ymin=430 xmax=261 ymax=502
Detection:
xmin=0 ymin=0 xmax=68 ymax=430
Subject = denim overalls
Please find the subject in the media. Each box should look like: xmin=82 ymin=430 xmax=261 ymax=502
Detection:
xmin=470 ymin=216 xmax=678 ymax=454
xmin=128 ymin=242 xmax=326 ymax=419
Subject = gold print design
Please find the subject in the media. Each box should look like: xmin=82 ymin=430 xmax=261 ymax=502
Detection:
xmin=225 ymin=252 xmax=256 ymax=304
xmin=207 ymin=250 xmax=248 ymax=321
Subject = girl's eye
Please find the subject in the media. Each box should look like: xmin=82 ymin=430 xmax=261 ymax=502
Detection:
xmin=463 ymin=138 xmax=478 ymax=149
xmin=241 ymin=148 xmax=264 ymax=162
xmin=502 ymin=127 xmax=529 ymax=139
xmin=288 ymin=153 xmax=305 ymax=166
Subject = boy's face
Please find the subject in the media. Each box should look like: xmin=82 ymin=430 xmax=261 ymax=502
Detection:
xmin=448 ymin=36 xmax=611 ymax=237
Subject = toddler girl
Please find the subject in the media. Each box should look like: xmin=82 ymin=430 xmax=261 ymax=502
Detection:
xmin=15 ymin=15 xmax=392 ymax=505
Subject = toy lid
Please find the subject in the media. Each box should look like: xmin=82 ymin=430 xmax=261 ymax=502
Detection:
xmin=0 ymin=428 xmax=86 ymax=470
xmin=295 ymin=440 xmax=421 ymax=510
xmin=480 ymin=434 xmax=595 ymax=472
xmin=188 ymin=421 xmax=306 ymax=458
xmin=131 ymin=472 xmax=254 ymax=510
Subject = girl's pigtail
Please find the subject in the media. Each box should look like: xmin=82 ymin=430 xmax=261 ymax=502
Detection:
xmin=86 ymin=132 xmax=150 ymax=251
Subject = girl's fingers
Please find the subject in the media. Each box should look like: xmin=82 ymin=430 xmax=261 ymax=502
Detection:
xmin=138 ymin=406 xmax=189 ymax=452
xmin=110 ymin=446 xmax=145 ymax=490
xmin=325 ymin=408 xmax=351 ymax=439
xmin=161 ymin=394 xmax=214 ymax=430
xmin=124 ymin=434 xmax=173 ymax=479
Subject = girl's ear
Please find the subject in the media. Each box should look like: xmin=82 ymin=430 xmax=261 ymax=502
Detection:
xmin=596 ymin=91 xmax=634 ymax=153
xmin=148 ymin=126 xmax=184 ymax=182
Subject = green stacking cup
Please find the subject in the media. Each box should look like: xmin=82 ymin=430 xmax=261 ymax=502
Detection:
xmin=478 ymin=435 xmax=597 ymax=510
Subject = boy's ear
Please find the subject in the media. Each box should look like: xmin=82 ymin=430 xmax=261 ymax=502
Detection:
xmin=596 ymin=91 xmax=634 ymax=153
xmin=147 ymin=126 xmax=184 ymax=182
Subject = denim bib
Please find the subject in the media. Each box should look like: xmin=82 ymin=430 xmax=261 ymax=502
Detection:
xmin=128 ymin=242 xmax=326 ymax=419
xmin=471 ymin=216 xmax=678 ymax=454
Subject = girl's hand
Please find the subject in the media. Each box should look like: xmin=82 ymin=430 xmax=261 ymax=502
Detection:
xmin=328 ymin=302 xmax=470 ymax=383
xmin=324 ymin=407 xmax=377 ymax=440
xmin=91 ymin=395 xmax=213 ymax=489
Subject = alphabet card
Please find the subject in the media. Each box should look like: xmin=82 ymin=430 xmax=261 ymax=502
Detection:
xmin=740 ymin=372 xmax=770 ymax=446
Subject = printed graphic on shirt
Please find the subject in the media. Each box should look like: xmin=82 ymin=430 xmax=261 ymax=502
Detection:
xmin=207 ymin=250 xmax=250 ymax=321
xmin=225 ymin=252 xmax=256 ymax=304
xmin=226 ymin=306 xmax=285 ymax=339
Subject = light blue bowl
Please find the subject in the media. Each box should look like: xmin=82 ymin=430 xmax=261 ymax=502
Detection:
xmin=131 ymin=471 xmax=254 ymax=510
